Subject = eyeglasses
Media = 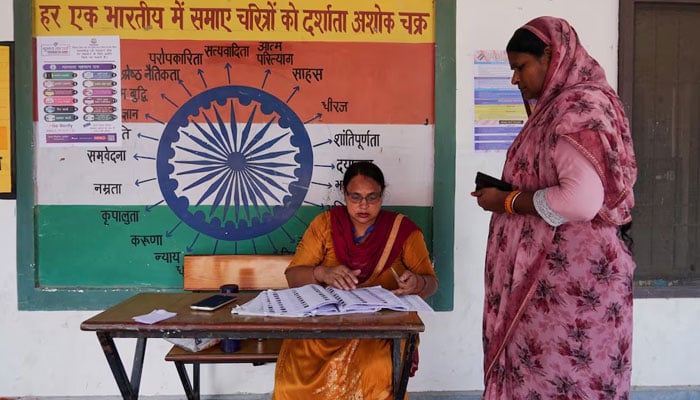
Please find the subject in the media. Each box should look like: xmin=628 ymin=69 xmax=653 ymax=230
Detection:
xmin=345 ymin=192 xmax=382 ymax=205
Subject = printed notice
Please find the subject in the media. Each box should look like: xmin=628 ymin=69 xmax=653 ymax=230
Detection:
xmin=473 ymin=50 xmax=528 ymax=152
xmin=0 ymin=44 xmax=11 ymax=195
xmin=37 ymin=36 xmax=122 ymax=147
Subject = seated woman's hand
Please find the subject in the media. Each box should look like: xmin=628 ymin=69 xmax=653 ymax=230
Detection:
xmin=315 ymin=265 xmax=361 ymax=290
xmin=392 ymin=271 xmax=426 ymax=296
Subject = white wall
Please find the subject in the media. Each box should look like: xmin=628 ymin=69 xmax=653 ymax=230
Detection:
xmin=1 ymin=0 xmax=699 ymax=396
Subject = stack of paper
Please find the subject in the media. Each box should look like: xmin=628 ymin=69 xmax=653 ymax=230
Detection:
xmin=132 ymin=309 xmax=177 ymax=324
xmin=232 ymin=284 xmax=434 ymax=317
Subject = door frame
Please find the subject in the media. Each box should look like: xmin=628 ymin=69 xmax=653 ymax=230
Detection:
xmin=619 ymin=0 xmax=700 ymax=298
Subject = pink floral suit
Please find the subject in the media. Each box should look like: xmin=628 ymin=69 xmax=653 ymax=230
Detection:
xmin=482 ymin=17 xmax=637 ymax=400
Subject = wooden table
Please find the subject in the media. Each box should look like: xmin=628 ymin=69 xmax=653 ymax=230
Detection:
xmin=80 ymin=292 xmax=425 ymax=400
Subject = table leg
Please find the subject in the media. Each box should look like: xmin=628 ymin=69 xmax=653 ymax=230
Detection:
xmin=392 ymin=334 xmax=418 ymax=400
xmin=173 ymin=361 xmax=197 ymax=400
xmin=193 ymin=363 xmax=201 ymax=400
xmin=391 ymin=339 xmax=401 ymax=394
xmin=96 ymin=332 xmax=147 ymax=400
xmin=131 ymin=337 xmax=147 ymax=395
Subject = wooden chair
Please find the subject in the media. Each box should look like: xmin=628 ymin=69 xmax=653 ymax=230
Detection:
xmin=165 ymin=254 xmax=292 ymax=400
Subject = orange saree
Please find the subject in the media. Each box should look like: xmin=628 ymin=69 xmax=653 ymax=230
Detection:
xmin=272 ymin=207 xmax=435 ymax=400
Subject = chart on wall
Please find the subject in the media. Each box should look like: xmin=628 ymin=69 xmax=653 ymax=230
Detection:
xmin=473 ymin=50 xmax=527 ymax=151
xmin=33 ymin=0 xmax=435 ymax=288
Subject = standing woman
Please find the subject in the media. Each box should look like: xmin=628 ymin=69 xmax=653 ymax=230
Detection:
xmin=472 ymin=17 xmax=637 ymax=399
xmin=273 ymin=161 xmax=438 ymax=400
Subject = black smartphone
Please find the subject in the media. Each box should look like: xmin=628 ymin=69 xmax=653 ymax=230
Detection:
xmin=190 ymin=294 xmax=237 ymax=311
xmin=475 ymin=171 xmax=513 ymax=191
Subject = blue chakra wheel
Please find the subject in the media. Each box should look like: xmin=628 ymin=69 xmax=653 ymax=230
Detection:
xmin=156 ymin=85 xmax=313 ymax=241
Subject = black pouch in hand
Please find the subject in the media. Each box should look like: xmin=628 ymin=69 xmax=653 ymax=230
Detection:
xmin=475 ymin=171 xmax=513 ymax=191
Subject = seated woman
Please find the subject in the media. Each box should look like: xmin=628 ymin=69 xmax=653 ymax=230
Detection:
xmin=272 ymin=161 xmax=438 ymax=400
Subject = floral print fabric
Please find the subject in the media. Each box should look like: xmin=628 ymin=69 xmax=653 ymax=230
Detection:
xmin=482 ymin=17 xmax=637 ymax=400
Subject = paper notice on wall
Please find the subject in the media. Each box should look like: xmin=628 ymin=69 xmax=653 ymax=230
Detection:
xmin=473 ymin=50 xmax=528 ymax=152
xmin=36 ymin=36 xmax=122 ymax=147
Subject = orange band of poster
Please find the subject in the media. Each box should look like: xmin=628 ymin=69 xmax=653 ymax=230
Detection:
xmin=117 ymin=40 xmax=434 ymax=125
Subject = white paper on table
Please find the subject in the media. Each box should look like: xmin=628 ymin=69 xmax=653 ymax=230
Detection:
xmin=231 ymin=284 xmax=435 ymax=317
xmin=132 ymin=309 xmax=177 ymax=324
xmin=396 ymin=294 xmax=435 ymax=313
xmin=322 ymin=286 xmax=405 ymax=314
xmin=231 ymin=291 xmax=274 ymax=316
xmin=265 ymin=284 xmax=338 ymax=316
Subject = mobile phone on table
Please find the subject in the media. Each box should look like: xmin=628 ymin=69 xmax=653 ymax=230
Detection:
xmin=475 ymin=171 xmax=513 ymax=191
xmin=190 ymin=294 xmax=236 ymax=311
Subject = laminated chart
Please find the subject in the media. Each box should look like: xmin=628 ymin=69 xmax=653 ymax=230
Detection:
xmin=32 ymin=0 xmax=436 ymax=288
xmin=37 ymin=36 xmax=121 ymax=145
xmin=473 ymin=50 xmax=528 ymax=151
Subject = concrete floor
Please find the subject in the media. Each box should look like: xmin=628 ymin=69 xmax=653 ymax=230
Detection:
xmin=5 ymin=387 xmax=700 ymax=400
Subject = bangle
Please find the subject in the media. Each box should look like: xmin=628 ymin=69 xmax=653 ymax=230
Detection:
xmin=504 ymin=190 xmax=522 ymax=215
xmin=510 ymin=191 xmax=523 ymax=214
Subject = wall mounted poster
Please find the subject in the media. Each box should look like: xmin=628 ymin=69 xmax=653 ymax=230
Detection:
xmin=37 ymin=35 xmax=122 ymax=146
xmin=0 ymin=42 xmax=13 ymax=198
xmin=33 ymin=1 xmax=435 ymax=288
xmin=473 ymin=50 xmax=527 ymax=151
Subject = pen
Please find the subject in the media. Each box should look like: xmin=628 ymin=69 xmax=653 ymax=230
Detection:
xmin=390 ymin=267 xmax=401 ymax=283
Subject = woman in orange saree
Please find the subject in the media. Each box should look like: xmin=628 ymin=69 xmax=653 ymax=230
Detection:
xmin=272 ymin=161 xmax=438 ymax=400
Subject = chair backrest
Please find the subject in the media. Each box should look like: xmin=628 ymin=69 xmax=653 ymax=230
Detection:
xmin=183 ymin=254 xmax=292 ymax=291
